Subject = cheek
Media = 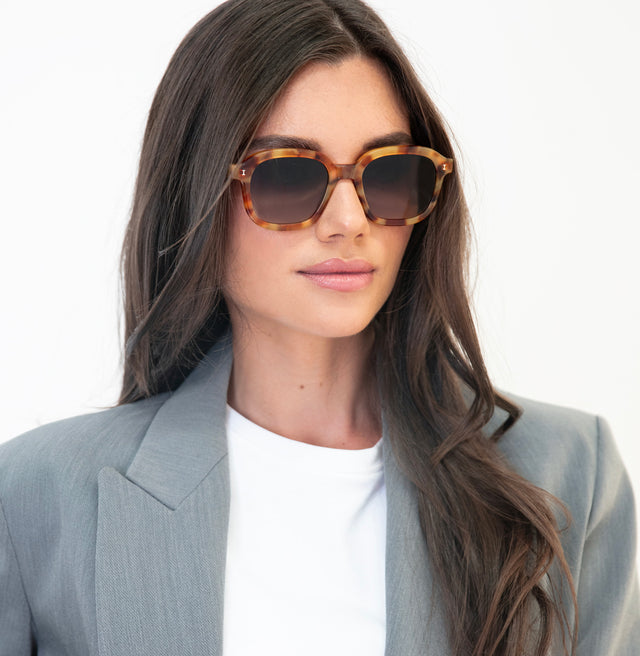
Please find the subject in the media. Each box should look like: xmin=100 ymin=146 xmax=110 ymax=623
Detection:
xmin=223 ymin=196 xmax=264 ymax=304
xmin=389 ymin=225 xmax=414 ymax=268
xmin=383 ymin=226 xmax=414 ymax=299
xmin=223 ymin=196 xmax=293 ymax=305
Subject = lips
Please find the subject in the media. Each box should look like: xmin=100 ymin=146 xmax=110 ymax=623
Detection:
xmin=298 ymin=258 xmax=375 ymax=291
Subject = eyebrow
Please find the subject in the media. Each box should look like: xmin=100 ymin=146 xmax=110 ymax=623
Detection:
xmin=247 ymin=131 xmax=414 ymax=158
xmin=362 ymin=131 xmax=414 ymax=151
xmin=248 ymin=135 xmax=321 ymax=151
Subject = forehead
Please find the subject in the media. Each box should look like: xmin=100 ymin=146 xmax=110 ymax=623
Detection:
xmin=256 ymin=56 xmax=410 ymax=161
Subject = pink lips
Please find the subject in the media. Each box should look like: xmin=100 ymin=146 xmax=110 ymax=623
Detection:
xmin=299 ymin=258 xmax=375 ymax=291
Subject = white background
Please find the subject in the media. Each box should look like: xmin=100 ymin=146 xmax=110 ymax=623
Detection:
xmin=1 ymin=1 xmax=638 ymax=539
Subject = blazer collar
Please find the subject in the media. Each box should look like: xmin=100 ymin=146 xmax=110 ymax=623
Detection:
xmin=125 ymin=335 xmax=233 ymax=509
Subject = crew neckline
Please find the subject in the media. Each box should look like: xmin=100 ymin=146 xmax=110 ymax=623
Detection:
xmin=225 ymin=404 xmax=383 ymax=475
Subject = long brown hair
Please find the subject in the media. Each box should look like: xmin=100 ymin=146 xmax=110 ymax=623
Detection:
xmin=120 ymin=0 xmax=576 ymax=653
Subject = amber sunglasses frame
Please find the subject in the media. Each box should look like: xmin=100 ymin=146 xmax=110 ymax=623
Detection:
xmin=229 ymin=145 xmax=454 ymax=231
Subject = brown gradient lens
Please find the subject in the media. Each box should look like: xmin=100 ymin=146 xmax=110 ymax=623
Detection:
xmin=362 ymin=154 xmax=436 ymax=220
xmin=250 ymin=157 xmax=328 ymax=224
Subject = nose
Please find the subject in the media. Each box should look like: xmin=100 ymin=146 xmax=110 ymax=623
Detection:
xmin=314 ymin=179 xmax=370 ymax=241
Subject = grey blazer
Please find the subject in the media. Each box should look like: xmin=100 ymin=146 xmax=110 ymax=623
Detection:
xmin=1 ymin=339 xmax=638 ymax=655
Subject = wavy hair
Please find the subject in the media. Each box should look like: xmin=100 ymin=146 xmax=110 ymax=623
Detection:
xmin=120 ymin=0 xmax=576 ymax=653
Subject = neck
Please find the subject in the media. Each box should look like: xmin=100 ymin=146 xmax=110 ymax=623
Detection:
xmin=227 ymin=323 xmax=381 ymax=449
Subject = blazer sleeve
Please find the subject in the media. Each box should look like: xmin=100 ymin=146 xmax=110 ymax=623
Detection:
xmin=574 ymin=416 xmax=640 ymax=654
xmin=0 ymin=498 xmax=33 ymax=655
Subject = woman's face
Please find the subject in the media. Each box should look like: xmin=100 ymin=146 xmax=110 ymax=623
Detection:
xmin=224 ymin=56 xmax=414 ymax=342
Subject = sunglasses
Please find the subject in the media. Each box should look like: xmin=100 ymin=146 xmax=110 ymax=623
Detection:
xmin=229 ymin=145 xmax=453 ymax=230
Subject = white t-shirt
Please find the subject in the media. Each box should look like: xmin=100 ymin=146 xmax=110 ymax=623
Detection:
xmin=223 ymin=405 xmax=387 ymax=656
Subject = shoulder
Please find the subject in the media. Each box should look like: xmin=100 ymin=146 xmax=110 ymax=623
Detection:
xmin=0 ymin=394 xmax=169 ymax=500
xmin=497 ymin=394 xmax=609 ymax=481
xmin=498 ymin=394 xmax=602 ymax=478
xmin=496 ymin=394 xmax=632 ymax=543
xmin=497 ymin=396 xmax=640 ymax=652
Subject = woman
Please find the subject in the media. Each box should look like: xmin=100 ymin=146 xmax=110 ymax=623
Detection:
xmin=0 ymin=0 xmax=638 ymax=654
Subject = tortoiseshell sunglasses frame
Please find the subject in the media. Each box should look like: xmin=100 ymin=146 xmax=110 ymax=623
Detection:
xmin=228 ymin=145 xmax=453 ymax=231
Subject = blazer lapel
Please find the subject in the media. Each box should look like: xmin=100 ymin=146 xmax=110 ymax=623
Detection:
xmin=383 ymin=436 xmax=451 ymax=656
xmin=96 ymin=339 xmax=233 ymax=656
